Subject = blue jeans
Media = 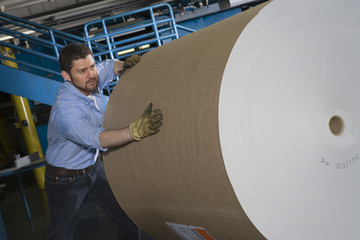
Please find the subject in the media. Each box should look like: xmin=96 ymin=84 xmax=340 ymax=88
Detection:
xmin=45 ymin=159 xmax=139 ymax=240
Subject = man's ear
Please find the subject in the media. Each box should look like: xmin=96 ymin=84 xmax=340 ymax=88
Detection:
xmin=61 ymin=70 xmax=71 ymax=82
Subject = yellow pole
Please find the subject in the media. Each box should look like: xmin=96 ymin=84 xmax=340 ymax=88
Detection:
xmin=1 ymin=46 xmax=45 ymax=190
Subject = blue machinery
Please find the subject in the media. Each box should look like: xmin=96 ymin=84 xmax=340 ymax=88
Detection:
xmin=0 ymin=3 xmax=195 ymax=103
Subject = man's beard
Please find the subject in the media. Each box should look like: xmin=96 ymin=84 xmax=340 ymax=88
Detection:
xmin=70 ymin=76 xmax=98 ymax=95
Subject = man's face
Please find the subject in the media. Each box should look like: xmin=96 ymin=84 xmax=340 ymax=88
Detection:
xmin=61 ymin=54 xmax=98 ymax=96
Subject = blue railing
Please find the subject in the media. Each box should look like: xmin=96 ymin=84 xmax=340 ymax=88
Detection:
xmin=0 ymin=11 xmax=88 ymax=80
xmin=0 ymin=3 xmax=195 ymax=95
xmin=83 ymin=3 xmax=194 ymax=94
xmin=84 ymin=3 xmax=180 ymax=61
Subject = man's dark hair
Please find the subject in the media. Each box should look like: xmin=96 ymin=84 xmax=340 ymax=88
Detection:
xmin=59 ymin=43 xmax=93 ymax=73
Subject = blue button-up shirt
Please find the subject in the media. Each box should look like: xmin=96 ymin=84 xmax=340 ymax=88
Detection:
xmin=46 ymin=59 xmax=117 ymax=169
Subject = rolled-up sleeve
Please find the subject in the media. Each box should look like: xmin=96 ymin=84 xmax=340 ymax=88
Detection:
xmin=97 ymin=59 xmax=117 ymax=89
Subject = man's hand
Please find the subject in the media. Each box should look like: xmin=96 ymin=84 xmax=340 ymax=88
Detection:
xmin=129 ymin=103 xmax=163 ymax=141
xmin=124 ymin=55 xmax=140 ymax=69
xmin=115 ymin=55 xmax=141 ymax=75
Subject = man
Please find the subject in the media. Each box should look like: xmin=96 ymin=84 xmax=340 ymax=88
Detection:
xmin=45 ymin=43 xmax=162 ymax=240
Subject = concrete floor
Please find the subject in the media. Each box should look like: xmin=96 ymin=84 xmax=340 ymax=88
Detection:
xmin=0 ymin=170 xmax=156 ymax=240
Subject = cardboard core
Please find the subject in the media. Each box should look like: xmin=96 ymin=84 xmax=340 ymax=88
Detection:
xmin=329 ymin=115 xmax=344 ymax=136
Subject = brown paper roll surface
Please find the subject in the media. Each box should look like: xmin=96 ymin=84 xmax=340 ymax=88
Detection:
xmin=102 ymin=3 xmax=269 ymax=240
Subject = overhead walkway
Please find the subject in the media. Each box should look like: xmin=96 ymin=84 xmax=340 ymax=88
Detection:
xmin=0 ymin=3 xmax=195 ymax=106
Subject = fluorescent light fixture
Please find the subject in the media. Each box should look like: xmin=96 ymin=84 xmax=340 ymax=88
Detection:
xmin=139 ymin=44 xmax=150 ymax=50
xmin=117 ymin=48 xmax=135 ymax=56
xmin=117 ymin=44 xmax=150 ymax=56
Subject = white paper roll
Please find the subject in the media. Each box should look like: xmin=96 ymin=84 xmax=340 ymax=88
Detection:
xmin=219 ymin=0 xmax=360 ymax=239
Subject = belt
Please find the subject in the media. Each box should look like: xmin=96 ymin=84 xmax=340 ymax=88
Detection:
xmin=45 ymin=162 xmax=96 ymax=176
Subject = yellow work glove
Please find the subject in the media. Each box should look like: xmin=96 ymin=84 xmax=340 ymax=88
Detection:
xmin=123 ymin=55 xmax=140 ymax=69
xmin=129 ymin=103 xmax=163 ymax=141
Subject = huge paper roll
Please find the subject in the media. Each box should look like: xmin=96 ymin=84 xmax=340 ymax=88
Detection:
xmin=102 ymin=0 xmax=360 ymax=239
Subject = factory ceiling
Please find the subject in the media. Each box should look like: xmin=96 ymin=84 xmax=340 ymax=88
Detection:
xmin=0 ymin=0 xmax=174 ymax=31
